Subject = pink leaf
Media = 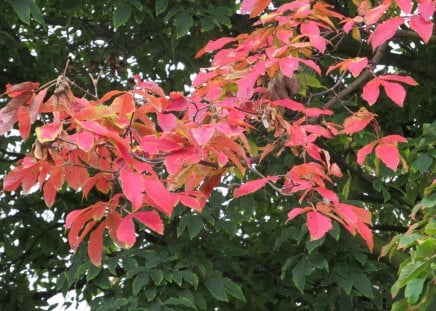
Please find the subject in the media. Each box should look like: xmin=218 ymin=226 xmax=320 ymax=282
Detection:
xmin=361 ymin=78 xmax=380 ymax=105
xmin=191 ymin=127 xmax=215 ymax=146
xmin=364 ymin=2 xmax=391 ymax=25
xmin=395 ymin=0 xmax=413 ymax=13
xmin=381 ymin=81 xmax=406 ymax=107
xmin=410 ymin=15 xmax=434 ymax=43
xmin=419 ymin=0 xmax=436 ymax=21
xmin=116 ymin=214 xmax=136 ymax=248
xmin=287 ymin=207 xmax=311 ymax=221
xmin=119 ymin=168 xmax=145 ymax=210
xmin=379 ymin=74 xmax=418 ymax=85
xmin=375 ymin=143 xmax=401 ymax=171
xmin=76 ymin=131 xmax=95 ymax=152
xmin=343 ymin=107 xmax=376 ymax=135
xmin=36 ymin=122 xmax=63 ymax=143
xmin=133 ymin=211 xmax=164 ymax=234
xmin=369 ymin=16 xmax=404 ymax=49
xmin=357 ymin=142 xmax=377 ymax=165
xmin=306 ymin=211 xmax=333 ymax=240
xmin=234 ymin=178 xmax=268 ymax=198
xmin=279 ymin=57 xmax=299 ymax=77
xmin=240 ymin=0 xmax=271 ymax=17
xmin=380 ymin=134 xmax=407 ymax=143
xmin=157 ymin=113 xmax=177 ymax=131
xmin=315 ymin=187 xmax=339 ymax=202
xmin=347 ymin=58 xmax=368 ymax=77
xmin=140 ymin=135 xmax=181 ymax=154
xmin=272 ymin=99 xmax=305 ymax=112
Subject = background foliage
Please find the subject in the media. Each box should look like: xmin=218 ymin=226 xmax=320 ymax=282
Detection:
xmin=0 ymin=0 xmax=435 ymax=310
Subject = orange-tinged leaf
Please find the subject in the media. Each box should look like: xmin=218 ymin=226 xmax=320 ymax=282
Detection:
xmin=88 ymin=221 xmax=106 ymax=266
xmin=43 ymin=180 xmax=57 ymax=207
xmin=347 ymin=57 xmax=368 ymax=77
xmin=5 ymin=81 xmax=39 ymax=97
xmin=234 ymin=178 xmax=268 ymax=198
xmin=279 ymin=57 xmax=299 ymax=77
xmin=364 ymin=1 xmax=390 ymax=25
xmin=143 ymin=178 xmax=176 ymax=216
xmin=315 ymin=187 xmax=339 ymax=202
xmin=379 ymin=74 xmax=417 ymax=85
xmin=357 ymin=221 xmax=373 ymax=251
xmin=140 ymin=135 xmax=181 ymax=154
xmin=17 ymin=106 xmax=31 ymax=140
xmin=343 ymin=107 xmax=376 ymax=135
xmin=119 ymin=168 xmax=145 ymax=210
xmin=133 ymin=211 xmax=164 ymax=234
xmin=307 ymin=211 xmax=333 ymax=240
xmin=36 ymin=122 xmax=63 ymax=143
xmin=241 ymin=0 xmax=271 ymax=17
xmin=76 ymin=131 xmax=95 ymax=152
xmin=375 ymin=143 xmax=401 ymax=171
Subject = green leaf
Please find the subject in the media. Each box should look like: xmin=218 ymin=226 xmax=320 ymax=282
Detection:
xmin=173 ymin=11 xmax=194 ymax=39
xmin=188 ymin=215 xmax=204 ymax=239
xmin=123 ymin=257 xmax=138 ymax=271
xmin=164 ymin=297 xmax=195 ymax=308
xmin=182 ymin=271 xmax=199 ymax=288
xmin=392 ymin=299 xmax=409 ymax=311
xmin=177 ymin=215 xmax=189 ymax=237
xmin=296 ymin=73 xmax=326 ymax=89
xmin=156 ymin=0 xmax=169 ymax=15
xmin=145 ymin=251 xmax=161 ymax=268
xmin=353 ymin=272 xmax=374 ymax=298
xmin=128 ymin=0 xmax=142 ymax=11
xmin=416 ymin=238 xmax=436 ymax=258
xmin=107 ymin=257 xmax=119 ymax=275
xmin=144 ymin=288 xmax=157 ymax=302
xmin=398 ymin=233 xmax=421 ymax=249
xmin=396 ymin=260 xmax=429 ymax=289
xmin=414 ymin=153 xmax=433 ymax=173
xmin=173 ymin=270 xmax=183 ymax=286
xmin=87 ymin=264 xmax=101 ymax=281
xmin=292 ymin=260 xmax=307 ymax=293
xmin=133 ymin=273 xmax=150 ymax=296
xmin=201 ymin=17 xmax=215 ymax=32
xmin=28 ymin=1 xmax=46 ymax=26
xmin=150 ymin=269 xmax=164 ymax=285
xmin=204 ymin=277 xmax=228 ymax=301
xmin=9 ymin=0 xmax=31 ymax=24
xmin=113 ymin=3 xmax=132 ymax=28
xmin=223 ymin=277 xmax=246 ymax=301
xmin=308 ymin=252 xmax=329 ymax=271
xmin=405 ymin=278 xmax=425 ymax=305
xmin=280 ymin=255 xmax=299 ymax=280
xmin=212 ymin=7 xmax=232 ymax=27
xmin=424 ymin=219 xmax=436 ymax=235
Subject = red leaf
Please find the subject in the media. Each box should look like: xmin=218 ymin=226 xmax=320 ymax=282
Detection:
xmin=343 ymin=107 xmax=376 ymax=135
xmin=0 ymin=91 xmax=34 ymax=135
xmin=380 ymin=81 xmax=406 ymax=107
xmin=119 ymin=168 xmax=145 ymax=210
xmin=395 ymin=0 xmax=413 ymax=13
xmin=287 ymin=207 xmax=311 ymax=221
xmin=116 ymin=214 xmax=136 ymax=248
xmin=241 ymin=0 xmax=271 ymax=17
xmin=133 ymin=211 xmax=164 ymax=234
xmin=43 ymin=180 xmax=57 ymax=207
xmin=157 ymin=113 xmax=177 ymax=131
xmin=361 ymin=78 xmax=380 ymax=106
xmin=364 ymin=2 xmax=391 ymax=25
xmin=347 ymin=58 xmax=368 ymax=77
xmin=419 ymin=0 xmax=436 ymax=21
xmin=369 ymin=16 xmax=404 ymax=49
xmin=17 ymin=106 xmax=31 ymax=140
xmin=165 ymin=146 xmax=201 ymax=175
xmin=306 ymin=211 xmax=333 ymax=240
xmin=195 ymin=37 xmax=236 ymax=58
xmin=36 ymin=122 xmax=63 ymax=143
xmin=76 ymin=131 xmax=95 ymax=152
xmin=5 ymin=81 xmax=39 ymax=97
xmin=357 ymin=221 xmax=373 ymax=251
xmin=272 ymin=99 xmax=305 ymax=112
xmin=65 ymin=165 xmax=88 ymax=191
xmin=66 ymin=209 xmax=86 ymax=229
xmin=143 ymin=178 xmax=176 ymax=216
xmin=410 ymin=15 xmax=434 ymax=43
xmin=140 ymin=135 xmax=181 ymax=154
xmin=380 ymin=134 xmax=407 ymax=143
xmin=88 ymin=221 xmax=106 ymax=266
xmin=375 ymin=143 xmax=401 ymax=171
xmin=357 ymin=141 xmax=377 ymax=165
xmin=234 ymin=178 xmax=268 ymax=198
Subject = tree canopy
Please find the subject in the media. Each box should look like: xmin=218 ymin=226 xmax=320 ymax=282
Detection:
xmin=0 ymin=1 xmax=435 ymax=310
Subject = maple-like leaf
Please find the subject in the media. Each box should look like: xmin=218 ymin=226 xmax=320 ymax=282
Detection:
xmin=119 ymin=168 xmax=145 ymax=210
xmin=241 ymin=0 xmax=271 ymax=18
xmin=88 ymin=221 xmax=106 ymax=266
xmin=410 ymin=15 xmax=434 ymax=43
xmin=369 ymin=16 xmax=404 ymax=49
xmin=306 ymin=211 xmax=333 ymax=240
xmin=234 ymin=178 xmax=268 ymax=198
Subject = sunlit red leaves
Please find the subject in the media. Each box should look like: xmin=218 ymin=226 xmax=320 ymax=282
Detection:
xmin=357 ymin=135 xmax=407 ymax=171
xmin=410 ymin=14 xmax=434 ymax=43
xmin=362 ymin=74 xmax=418 ymax=107
xmin=119 ymin=168 xmax=145 ymax=210
xmin=234 ymin=176 xmax=279 ymax=198
xmin=327 ymin=57 xmax=368 ymax=78
xmin=36 ymin=122 xmax=63 ymax=143
xmin=307 ymin=211 xmax=333 ymax=240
